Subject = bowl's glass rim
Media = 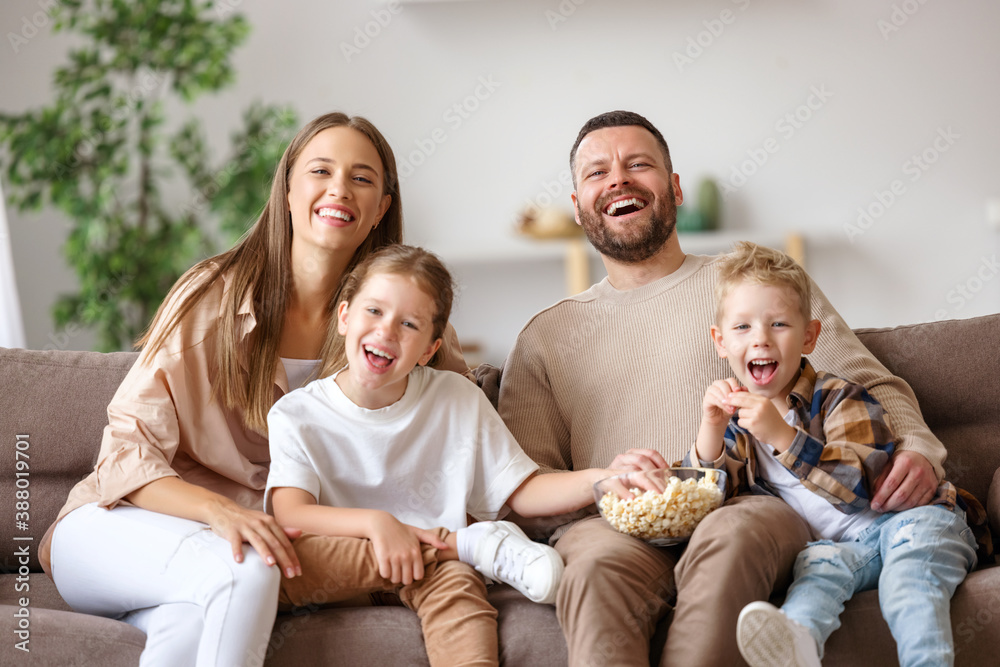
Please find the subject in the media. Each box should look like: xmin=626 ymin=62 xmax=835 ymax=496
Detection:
xmin=594 ymin=466 xmax=727 ymax=487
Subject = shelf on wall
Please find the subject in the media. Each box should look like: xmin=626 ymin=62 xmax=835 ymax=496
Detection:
xmin=433 ymin=231 xmax=805 ymax=297
xmin=435 ymin=231 xmax=804 ymax=265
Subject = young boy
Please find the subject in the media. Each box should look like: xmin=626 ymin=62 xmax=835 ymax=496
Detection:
xmin=690 ymin=242 xmax=978 ymax=667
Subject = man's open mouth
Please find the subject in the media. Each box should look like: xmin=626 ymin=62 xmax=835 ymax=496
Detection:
xmin=604 ymin=197 xmax=648 ymax=217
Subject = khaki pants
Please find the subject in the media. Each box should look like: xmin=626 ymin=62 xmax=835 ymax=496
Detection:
xmin=280 ymin=530 xmax=499 ymax=667
xmin=554 ymin=495 xmax=812 ymax=667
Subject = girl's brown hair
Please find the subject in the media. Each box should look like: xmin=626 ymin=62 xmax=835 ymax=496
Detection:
xmin=138 ymin=112 xmax=403 ymax=434
xmin=320 ymin=245 xmax=454 ymax=378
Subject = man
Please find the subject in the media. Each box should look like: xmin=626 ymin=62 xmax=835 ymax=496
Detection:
xmin=498 ymin=110 xmax=944 ymax=666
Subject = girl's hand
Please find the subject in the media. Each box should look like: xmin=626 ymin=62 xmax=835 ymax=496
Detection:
xmin=726 ymin=391 xmax=796 ymax=450
xmin=368 ymin=513 xmax=448 ymax=586
xmin=204 ymin=498 xmax=302 ymax=578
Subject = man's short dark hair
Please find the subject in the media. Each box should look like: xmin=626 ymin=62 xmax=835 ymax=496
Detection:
xmin=569 ymin=110 xmax=673 ymax=185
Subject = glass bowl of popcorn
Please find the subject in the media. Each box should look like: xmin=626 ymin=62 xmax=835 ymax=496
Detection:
xmin=594 ymin=467 xmax=728 ymax=546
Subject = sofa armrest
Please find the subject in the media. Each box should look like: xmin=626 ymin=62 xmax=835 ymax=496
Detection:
xmin=990 ymin=468 xmax=1000 ymax=538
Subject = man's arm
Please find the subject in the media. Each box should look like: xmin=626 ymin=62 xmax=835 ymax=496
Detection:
xmin=806 ymin=280 xmax=942 ymax=510
xmin=498 ymin=327 xmax=573 ymax=474
xmin=777 ymin=377 xmax=895 ymax=513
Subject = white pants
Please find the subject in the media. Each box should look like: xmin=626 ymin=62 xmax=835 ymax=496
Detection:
xmin=51 ymin=503 xmax=281 ymax=667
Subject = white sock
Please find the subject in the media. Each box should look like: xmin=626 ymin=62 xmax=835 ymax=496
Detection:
xmin=455 ymin=522 xmax=491 ymax=565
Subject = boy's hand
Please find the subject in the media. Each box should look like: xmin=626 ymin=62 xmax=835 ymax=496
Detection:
xmin=725 ymin=391 xmax=796 ymax=451
xmin=369 ymin=513 xmax=447 ymax=586
xmin=695 ymin=379 xmax=744 ymax=462
xmin=702 ymin=379 xmax=744 ymax=428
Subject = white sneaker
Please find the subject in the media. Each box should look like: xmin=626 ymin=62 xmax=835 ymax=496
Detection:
xmin=737 ymin=601 xmax=822 ymax=667
xmin=470 ymin=521 xmax=564 ymax=604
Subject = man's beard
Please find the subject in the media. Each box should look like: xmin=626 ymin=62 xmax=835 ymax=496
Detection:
xmin=576 ymin=183 xmax=677 ymax=264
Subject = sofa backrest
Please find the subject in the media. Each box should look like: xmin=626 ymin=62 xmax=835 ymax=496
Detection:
xmin=853 ymin=313 xmax=1000 ymax=510
xmin=0 ymin=348 xmax=138 ymax=572
xmin=1 ymin=312 xmax=998 ymax=573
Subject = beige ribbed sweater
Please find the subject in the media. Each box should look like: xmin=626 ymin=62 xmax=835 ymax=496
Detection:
xmin=498 ymin=253 xmax=945 ymax=478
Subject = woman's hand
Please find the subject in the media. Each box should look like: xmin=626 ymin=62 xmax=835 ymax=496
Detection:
xmin=368 ymin=512 xmax=447 ymax=586
xmin=205 ymin=497 xmax=302 ymax=578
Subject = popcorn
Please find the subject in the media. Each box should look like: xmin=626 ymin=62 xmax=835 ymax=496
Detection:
xmin=598 ymin=472 xmax=724 ymax=541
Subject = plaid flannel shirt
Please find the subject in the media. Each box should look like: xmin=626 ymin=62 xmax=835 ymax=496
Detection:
xmin=686 ymin=358 xmax=993 ymax=562
xmin=693 ymin=359 xmax=960 ymax=513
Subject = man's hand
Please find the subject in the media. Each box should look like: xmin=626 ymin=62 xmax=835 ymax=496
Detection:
xmin=871 ymin=450 xmax=938 ymax=512
xmin=609 ymin=448 xmax=668 ymax=471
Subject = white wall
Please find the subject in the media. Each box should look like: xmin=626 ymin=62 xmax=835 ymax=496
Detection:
xmin=2 ymin=0 xmax=998 ymax=363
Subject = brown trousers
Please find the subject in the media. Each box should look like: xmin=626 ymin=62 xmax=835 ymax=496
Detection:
xmin=553 ymin=494 xmax=812 ymax=666
xmin=279 ymin=530 xmax=499 ymax=667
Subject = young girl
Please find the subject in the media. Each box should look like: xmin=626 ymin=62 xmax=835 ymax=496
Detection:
xmin=45 ymin=113 xmax=468 ymax=666
xmin=267 ymin=245 xmax=617 ymax=667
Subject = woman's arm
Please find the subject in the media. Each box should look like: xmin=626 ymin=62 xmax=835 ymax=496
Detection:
xmin=128 ymin=477 xmax=302 ymax=578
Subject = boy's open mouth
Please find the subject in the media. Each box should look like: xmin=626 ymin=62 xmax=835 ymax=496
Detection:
xmin=364 ymin=345 xmax=395 ymax=369
xmin=748 ymin=359 xmax=778 ymax=385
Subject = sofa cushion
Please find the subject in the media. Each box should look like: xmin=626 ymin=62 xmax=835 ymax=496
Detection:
xmin=0 ymin=347 xmax=138 ymax=570
xmin=0 ymin=605 xmax=145 ymax=666
xmin=854 ymin=313 xmax=1000 ymax=506
xmin=991 ymin=468 xmax=1000 ymax=538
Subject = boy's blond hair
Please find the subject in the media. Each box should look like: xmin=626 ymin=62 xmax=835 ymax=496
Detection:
xmin=714 ymin=242 xmax=812 ymax=323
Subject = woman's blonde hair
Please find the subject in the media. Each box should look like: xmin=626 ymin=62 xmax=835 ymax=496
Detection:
xmin=714 ymin=241 xmax=811 ymax=324
xmin=320 ymin=245 xmax=454 ymax=378
xmin=138 ymin=112 xmax=402 ymax=434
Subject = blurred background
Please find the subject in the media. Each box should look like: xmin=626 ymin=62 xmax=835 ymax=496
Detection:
xmin=1 ymin=0 xmax=998 ymax=366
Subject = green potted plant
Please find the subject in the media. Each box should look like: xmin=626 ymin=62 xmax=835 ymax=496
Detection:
xmin=0 ymin=0 xmax=297 ymax=351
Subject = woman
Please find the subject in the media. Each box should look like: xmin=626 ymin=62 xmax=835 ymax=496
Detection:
xmin=41 ymin=112 xmax=467 ymax=666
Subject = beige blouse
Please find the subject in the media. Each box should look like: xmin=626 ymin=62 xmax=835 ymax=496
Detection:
xmin=41 ymin=267 xmax=468 ymax=572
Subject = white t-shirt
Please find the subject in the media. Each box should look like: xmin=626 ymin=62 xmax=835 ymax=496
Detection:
xmin=753 ymin=412 xmax=880 ymax=542
xmin=266 ymin=365 xmax=539 ymax=531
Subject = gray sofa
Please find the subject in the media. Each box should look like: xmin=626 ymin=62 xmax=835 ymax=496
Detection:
xmin=2 ymin=313 xmax=999 ymax=666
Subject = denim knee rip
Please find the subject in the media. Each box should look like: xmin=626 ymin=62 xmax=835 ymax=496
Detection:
xmin=889 ymin=518 xmax=916 ymax=549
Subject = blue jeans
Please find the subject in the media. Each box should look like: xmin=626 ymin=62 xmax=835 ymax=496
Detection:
xmin=781 ymin=505 xmax=977 ymax=667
